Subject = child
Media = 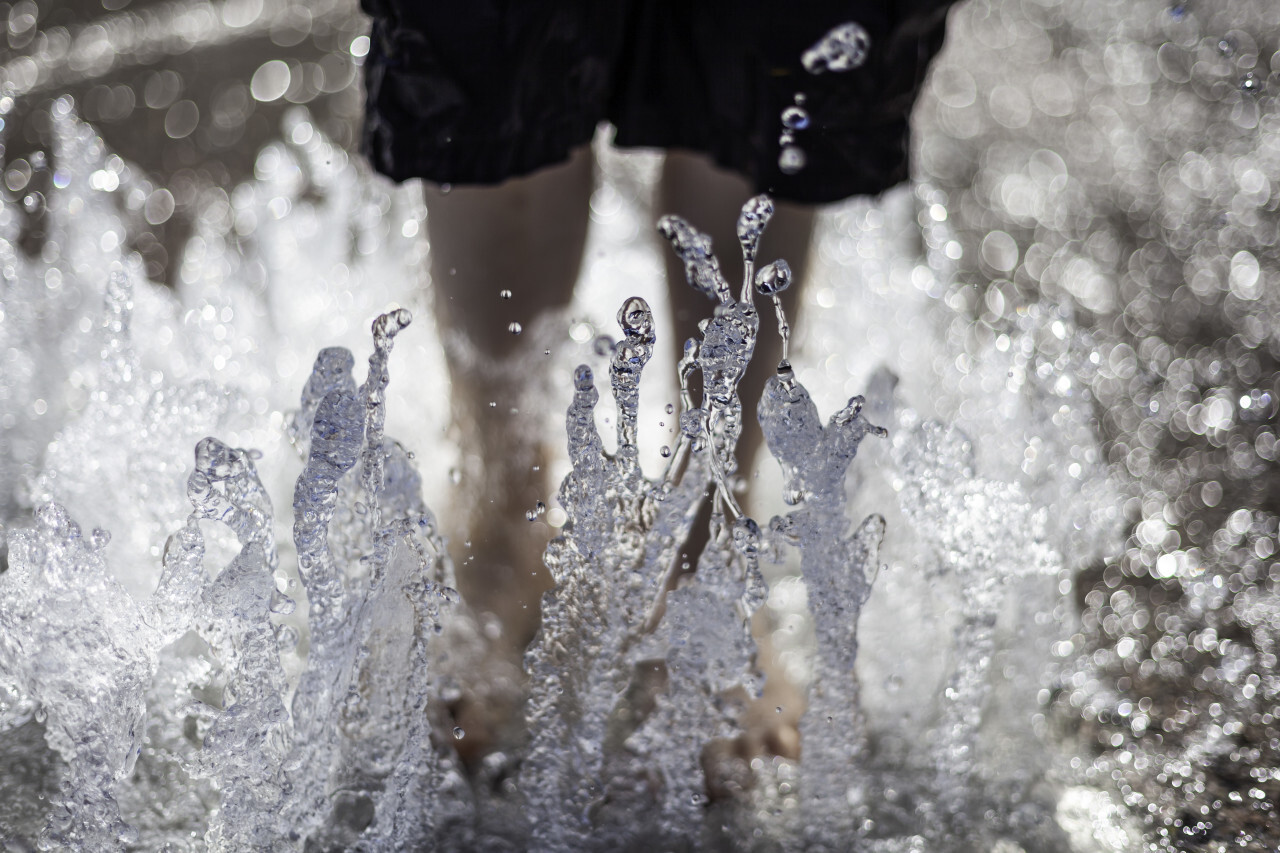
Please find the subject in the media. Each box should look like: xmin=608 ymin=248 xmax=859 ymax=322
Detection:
xmin=360 ymin=1 xmax=957 ymax=644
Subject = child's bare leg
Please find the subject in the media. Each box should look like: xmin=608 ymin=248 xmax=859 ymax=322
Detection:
xmin=424 ymin=146 xmax=594 ymax=647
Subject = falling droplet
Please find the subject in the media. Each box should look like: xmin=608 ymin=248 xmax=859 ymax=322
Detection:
xmin=535 ymin=500 xmax=546 ymax=515
xmin=665 ymin=403 xmax=675 ymax=415
xmin=499 ymin=289 xmax=513 ymax=300
xmin=780 ymin=105 xmax=810 ymax=130
xmin=778 ymin=146 xmax=807 ymax=175
xmin=508 ymin=322 xmax=523 ymax=335
xmin=526 ymin=509 xmax=538 ymax=522
xmin=660 ymin=445 xmax=672 ymax=458
xmin=802 ymin=21 xmax=871 ymax=74
xmin=453 ymin=727 xmax=465 ymax=740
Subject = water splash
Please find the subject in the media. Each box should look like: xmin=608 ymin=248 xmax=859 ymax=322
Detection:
xmin=0 ymin=102 xmax=1136 ymax=851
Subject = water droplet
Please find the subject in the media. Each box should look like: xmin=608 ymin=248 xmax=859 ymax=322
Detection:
xmin=778 ymin=146 xmax=806 ymax=175
xmin=453 ymin=727 xmax=465 ymax=740
xmin=535 ymin=500 xmax=546 ymax=515
xmin=665 ymin=403 xmax=675 ymax=414
xmin=736 ymin=195 xmax=776 ymax=264
xmin=499 ymin=289 xmax=512 ymax=300
xmin=793 ymin=92 xmax=807 ymax=106
xmin=755 ymin=259 xmax=793 ymax=295
xmin=508 ymin=322 xmax=523 ymax=335
xmin=660 ymin=445 xmax=672 ymax=458
xmin=802 ymin=21 xmax=871 ymax=74
xmin=1240 ymin=72 xmax=1262 ymax=93
xmin=593 ymin=335 xmax=615 ymax=357
xmin=89 ymin=528 xmax=111 ymax=549
xmin=1217 ymin=37 xmax=1236 ymax=57
xmin=775 ymin=706 xmax=783 ymax=714
xmin=449 ymin=467 xmax=462 ymax=485
xmin=781 ymin=105 xmax=810 ymax=130
xmin=617 ymin=296 xmax=655 ymax=341
xmin=488 ymin=401 xmax=498 ymax=408
xmin=526 ymin=509 xmax=538 ymax=522
xmin=779 ymin=131 xmax=795 ymax=147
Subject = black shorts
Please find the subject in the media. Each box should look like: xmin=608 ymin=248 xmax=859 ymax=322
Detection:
xmin=360 ymin=1 xmax=956 ymax=204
